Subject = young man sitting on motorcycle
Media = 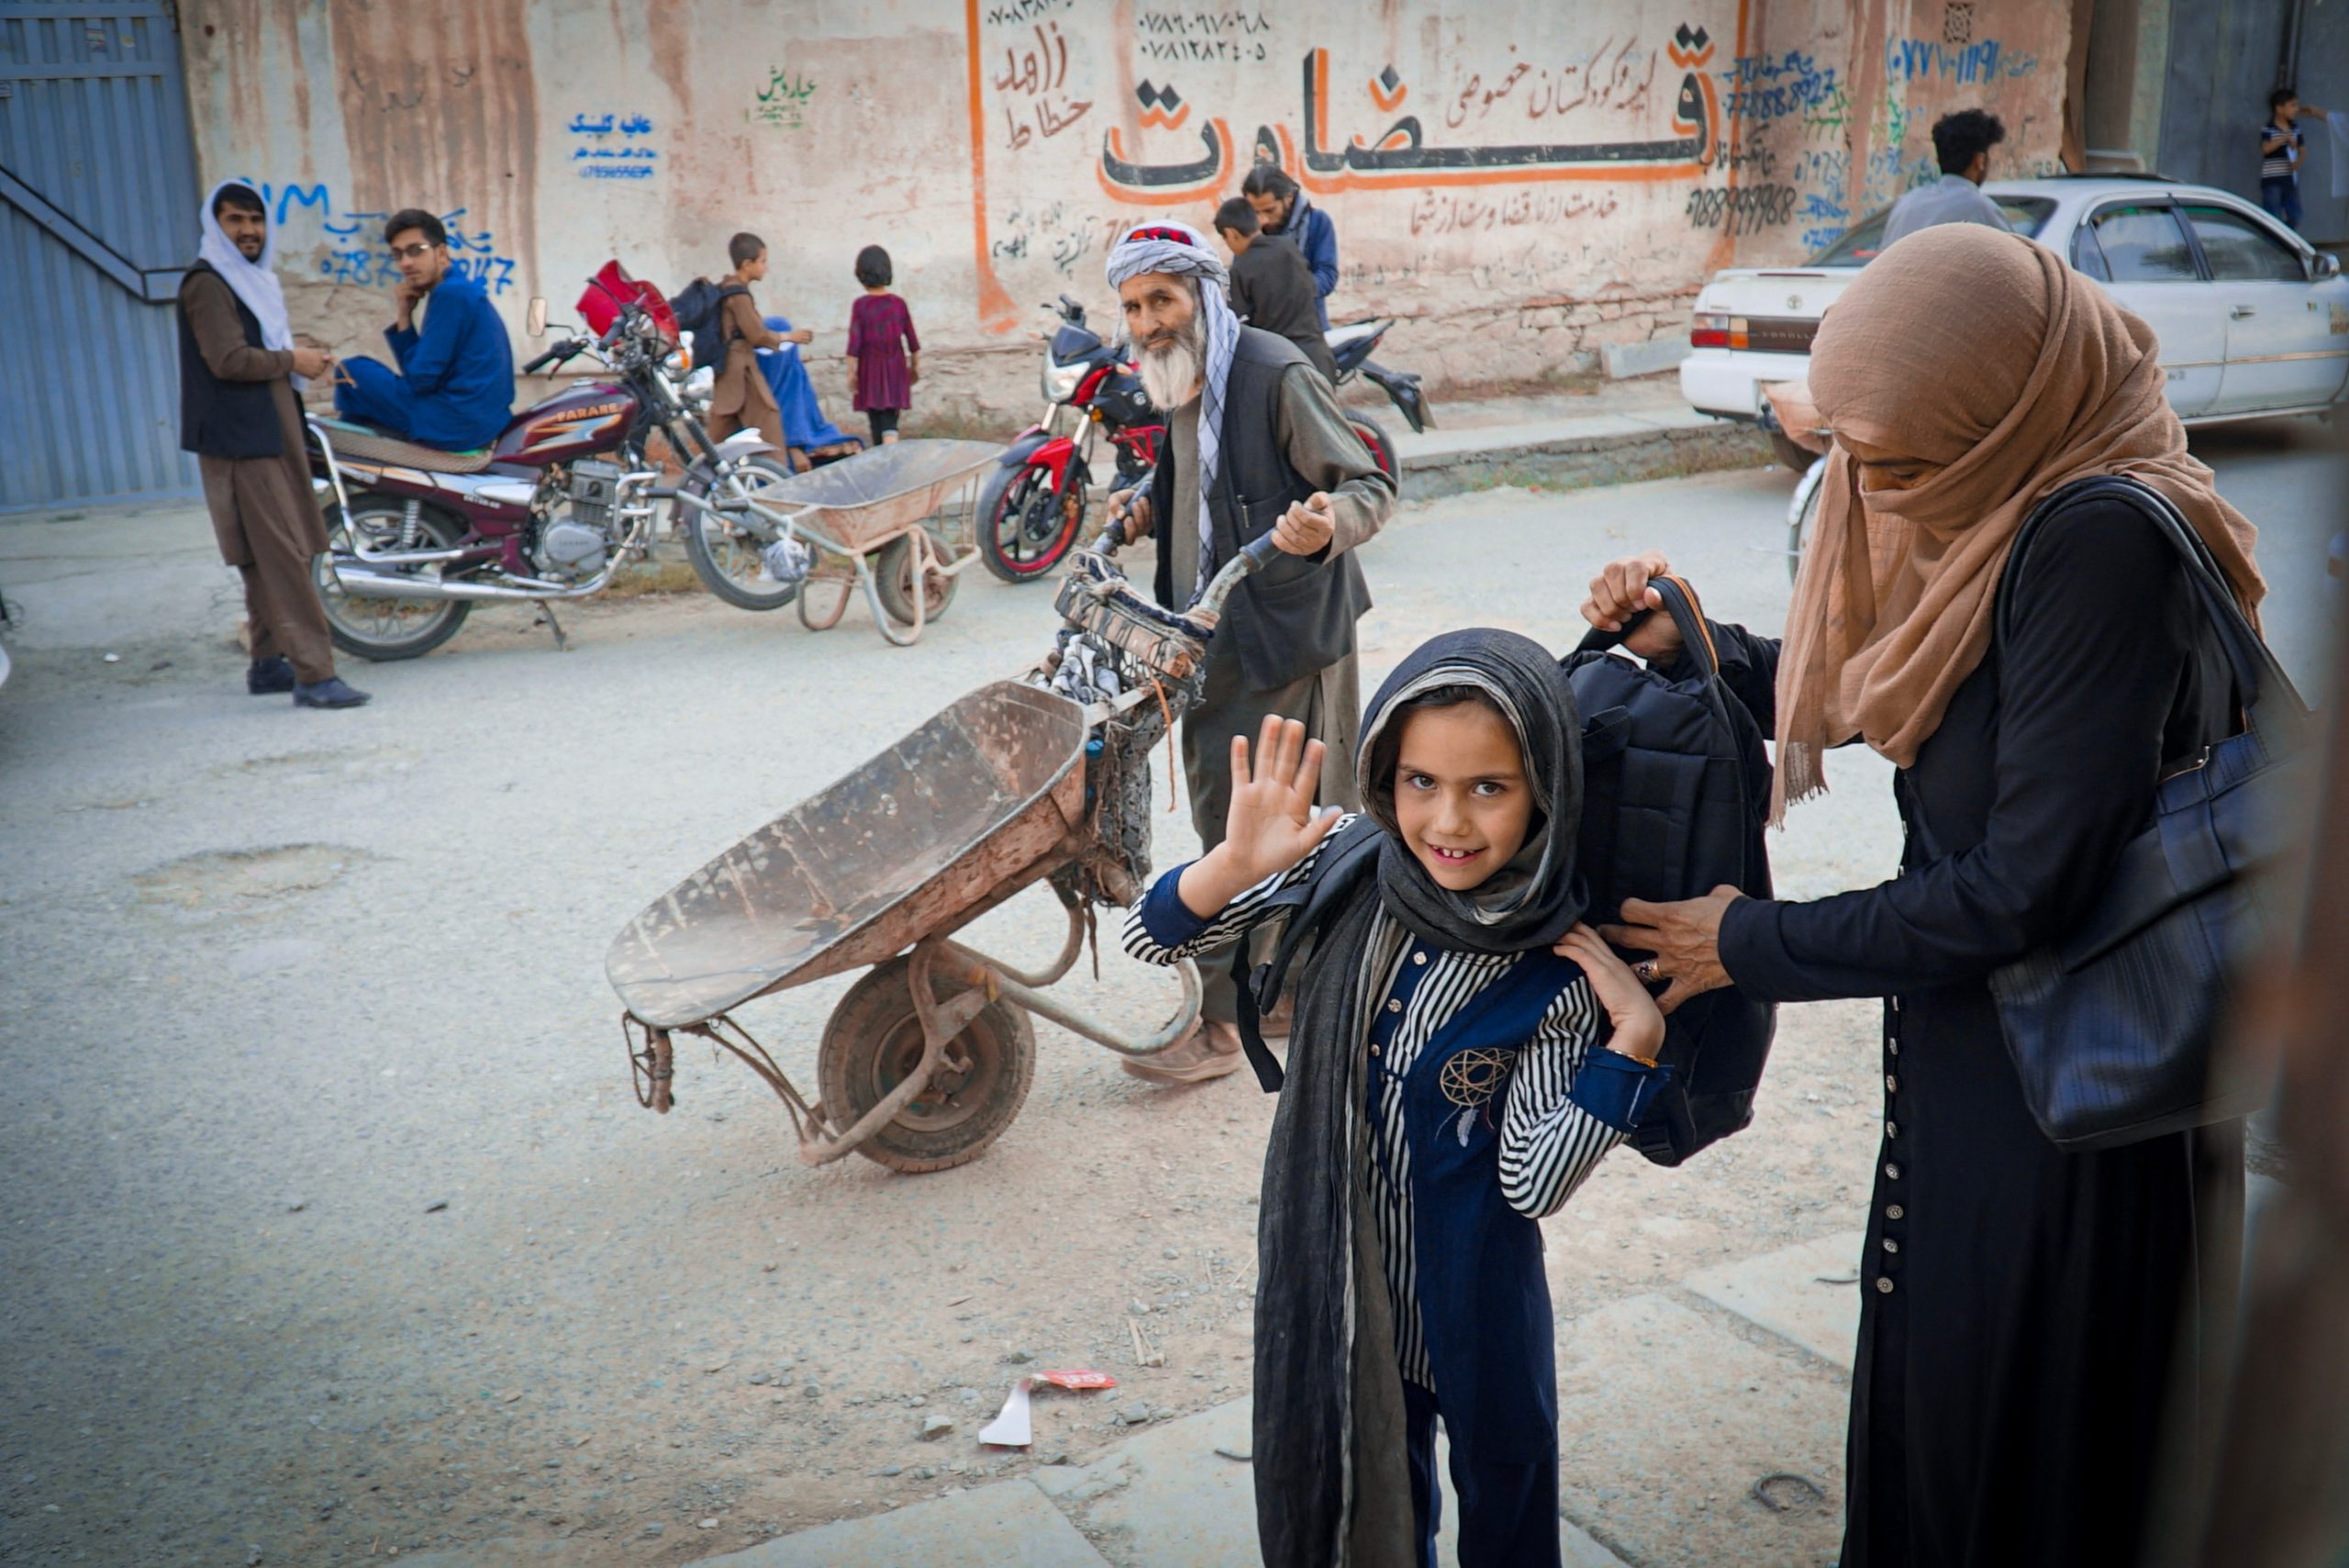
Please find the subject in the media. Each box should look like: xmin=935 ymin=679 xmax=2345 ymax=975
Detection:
xmin=333 ymin=209 xmax=517 ymax=452
xmin=1103 ymin=218 xmax=1393 ymax=1083
xmin=1213 ymin=197 xmax=1336 ymax=381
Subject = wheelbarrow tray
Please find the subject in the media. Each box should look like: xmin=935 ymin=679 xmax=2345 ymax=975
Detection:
xmin=607 ymin=681 xmax=1089 ymax=1029
xmin=759 ymin=438 xmax=1002 ymax=554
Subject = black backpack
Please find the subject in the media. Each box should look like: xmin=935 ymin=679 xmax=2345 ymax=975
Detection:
xmin=1564 ymin=574 xmax=1776 ymax=1166
xmin=671 ymin=278 xmax=748 ymax=377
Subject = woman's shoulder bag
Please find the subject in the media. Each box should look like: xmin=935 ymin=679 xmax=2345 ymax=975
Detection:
xmin=1987 ymin=474 xmax=2310 ymax=1152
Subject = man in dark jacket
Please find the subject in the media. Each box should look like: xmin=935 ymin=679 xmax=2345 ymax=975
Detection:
xmin=178 ymin=182 xmax=369 ymax=708
xmin=1214 ymin=198 xmax=1337 ymax=380
xmin=1103 ymin=218 xmax=1393 ymax=1082
xmin=1241 ymin=167 xmax=1340 ymax=329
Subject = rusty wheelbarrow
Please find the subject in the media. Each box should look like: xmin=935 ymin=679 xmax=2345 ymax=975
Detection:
xmin=607 ymin=530 xmax=1284 ymax=1172
xmin=676 ymin=438 xmax=1002 ymax=648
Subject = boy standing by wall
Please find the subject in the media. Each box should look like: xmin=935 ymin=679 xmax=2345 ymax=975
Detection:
xmin=2261 ymin=87 xmax=2332 ymax=232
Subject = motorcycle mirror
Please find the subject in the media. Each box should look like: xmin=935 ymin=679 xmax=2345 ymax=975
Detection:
xmin=526 ymin=297 xmax=549 ymax=338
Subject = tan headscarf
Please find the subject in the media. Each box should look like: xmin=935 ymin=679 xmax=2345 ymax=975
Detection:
xmin=1772 ymin=224 xmax=2265 ymax=821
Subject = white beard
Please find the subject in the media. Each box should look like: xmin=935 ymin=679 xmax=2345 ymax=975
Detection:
xmin=1138 ymin=323 xmax=1205 ymax=411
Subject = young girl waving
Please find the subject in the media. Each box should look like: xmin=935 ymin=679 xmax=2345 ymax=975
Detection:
xmin=1123 ymin=628 xmax=1670 ymax=1568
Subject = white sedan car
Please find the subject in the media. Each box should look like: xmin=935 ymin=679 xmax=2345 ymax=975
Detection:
xmin=1681 ymin=175 xmax=2349 ymax=468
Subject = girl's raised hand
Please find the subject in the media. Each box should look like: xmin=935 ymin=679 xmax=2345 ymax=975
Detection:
xmin=1554 ymin=923 xmax=1666 ymax=1064
xmin=1219 ymin=715 xmax=1341 ymax=888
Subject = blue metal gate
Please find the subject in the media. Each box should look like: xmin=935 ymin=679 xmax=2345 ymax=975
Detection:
xmin=0 ymin=2 xmax=202 ymax=512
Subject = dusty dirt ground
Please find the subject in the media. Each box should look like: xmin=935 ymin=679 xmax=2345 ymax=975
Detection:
xmin=2 ymin=426 xmax=2332 ymax=1564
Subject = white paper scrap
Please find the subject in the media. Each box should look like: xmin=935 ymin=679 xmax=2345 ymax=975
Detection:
xmin=977 ymin=1377 xmax=1033 ymax=1447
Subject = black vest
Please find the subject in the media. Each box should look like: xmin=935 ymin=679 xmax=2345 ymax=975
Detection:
xmin=1152 ymin=327 xmax=1371 ymax=691
xmin=177 ymin=261 xmax=285 ymax=460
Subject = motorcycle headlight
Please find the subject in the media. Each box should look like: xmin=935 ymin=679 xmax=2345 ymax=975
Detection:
xmin=1041 ymin=358 xmax=1085 ymax=405
xmin=663 ymin=349 xmax=688 ymax=377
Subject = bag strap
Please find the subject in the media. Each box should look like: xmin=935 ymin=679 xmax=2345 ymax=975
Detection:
xmin=1573 ymin=573 xmax=1720 ymax=679
xmin=1996 ymin=475 xmax=2306 ymax=743
xmin=1231 ymin=816 xmax=1385 ymax=1092
xmin=1570 ymin=572 xmax=1765 ymax=855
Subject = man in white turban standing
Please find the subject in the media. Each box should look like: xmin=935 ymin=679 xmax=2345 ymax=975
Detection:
xmin=177 ymin=181 xmax=370 ymax=708
xmin=1105 ymin=218 xmax=1394 ymax=1083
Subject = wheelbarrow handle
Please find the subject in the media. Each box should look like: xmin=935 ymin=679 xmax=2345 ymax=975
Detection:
xmin=1192 ymin=532 xmax=1283 ymax=619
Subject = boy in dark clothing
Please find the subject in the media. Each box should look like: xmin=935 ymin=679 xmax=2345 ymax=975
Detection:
xmin=2261 ymin=86 xmax=2332 ymax=231
xmin=1214 ymin=198 xmax=1337 ymax=381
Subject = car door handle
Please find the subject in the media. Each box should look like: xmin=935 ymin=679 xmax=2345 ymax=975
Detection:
xmin=2230 ymin=305 xmax=2257 ymax=318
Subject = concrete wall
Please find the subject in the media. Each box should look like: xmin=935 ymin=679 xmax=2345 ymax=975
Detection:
xmin=183 ymin=0 xmax=2070 ymax=417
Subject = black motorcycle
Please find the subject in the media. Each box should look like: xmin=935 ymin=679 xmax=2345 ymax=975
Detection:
xmin=1324 ymin=317 xmax=1435 ymax=433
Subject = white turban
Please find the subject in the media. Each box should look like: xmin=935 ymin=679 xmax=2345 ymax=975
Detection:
xmin=197 ymin=180 xmax=301 ymax=387
xmin=1105 ymin=219 xmax=1241 ymax=604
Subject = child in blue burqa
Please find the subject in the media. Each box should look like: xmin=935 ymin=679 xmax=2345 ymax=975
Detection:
xmin=1124 ymin=628 xmax=1670 ymax=1568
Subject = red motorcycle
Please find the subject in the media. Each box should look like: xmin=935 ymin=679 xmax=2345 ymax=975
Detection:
xmin=309 ymin=264 xmax=798 ymax=660
xmin=974 ymin=295 xmax=1398 ymax=584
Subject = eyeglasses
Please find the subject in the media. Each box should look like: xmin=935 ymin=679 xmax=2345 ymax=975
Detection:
xmin=388 ymin=241 xmax=440 ymax=260
xmin=1121 ymin=225 xmax=1198 ymax=247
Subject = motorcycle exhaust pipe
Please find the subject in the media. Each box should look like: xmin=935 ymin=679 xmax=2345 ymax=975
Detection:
xmin=330 ymin=560 xmax=584 ymax=604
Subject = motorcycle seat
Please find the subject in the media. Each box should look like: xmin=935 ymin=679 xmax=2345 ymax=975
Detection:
xmin=310 ymin=416 xmax=495 ymax=474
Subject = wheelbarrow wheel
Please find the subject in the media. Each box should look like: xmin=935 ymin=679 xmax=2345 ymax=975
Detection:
xmin=874 ymin=528 xmax=958 ymax=627
xmin=818 ymin=955 xmax=1034 ymax=1173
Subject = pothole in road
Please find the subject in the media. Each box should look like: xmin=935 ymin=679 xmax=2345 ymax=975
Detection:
xmin=207 ymin=746 xmax=422 ymax=784
xmin=131 ymin=844 xmax=375 ymax=914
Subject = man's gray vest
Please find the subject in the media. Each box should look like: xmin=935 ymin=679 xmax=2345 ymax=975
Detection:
xmin=1151 ymin=326 xmax=1372 ymax=691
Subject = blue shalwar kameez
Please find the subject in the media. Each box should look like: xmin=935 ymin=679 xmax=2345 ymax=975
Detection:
xmin=334 ymin=270 xmax=516 ymax=450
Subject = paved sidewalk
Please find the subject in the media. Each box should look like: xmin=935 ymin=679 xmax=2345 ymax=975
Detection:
xmin=659 ymin=1230 xmax=1866 ymax=1568
xmin=1357 ymin=379 xmax=1774 ymax=498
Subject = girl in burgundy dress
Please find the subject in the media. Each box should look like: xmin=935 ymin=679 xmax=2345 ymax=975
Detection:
xmin=845 ymin=245 xmax=918 ymax=445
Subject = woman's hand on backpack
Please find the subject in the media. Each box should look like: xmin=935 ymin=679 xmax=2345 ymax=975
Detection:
xmin=1555 ymin=924 xmax=1666 ymax=1064
xmin=1599 ymin=887 xmax=1742 ymax=1015
xmin=1583 ymin=552 xmax=1683 ymax=662
xmin=1178 ymin=716 xmax=1340 ymax=917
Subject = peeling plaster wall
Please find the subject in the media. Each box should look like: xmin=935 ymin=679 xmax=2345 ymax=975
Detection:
xmin=181 ymin=0 xmax=2070 ymax=416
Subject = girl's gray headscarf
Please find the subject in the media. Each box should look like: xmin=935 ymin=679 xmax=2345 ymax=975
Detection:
xmin=1104 ymin=218 xmax=1241 ymax=603
xmin=1356 ymin=627 xmax=1586 ymax=955
xmin=196 ymin=180 xmax=301 ymax=387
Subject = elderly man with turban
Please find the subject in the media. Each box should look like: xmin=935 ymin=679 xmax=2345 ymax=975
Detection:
xmin=1104 ymin=218 xmax=1396 ymax=1084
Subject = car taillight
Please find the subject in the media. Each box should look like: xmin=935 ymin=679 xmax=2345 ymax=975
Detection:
xmin=1691 ymin=312 xmax=1730 ymax=349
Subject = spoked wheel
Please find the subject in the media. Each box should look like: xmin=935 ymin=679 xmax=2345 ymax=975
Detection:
xmin=1787 ymin=454 xmax=1829 ymax=585
xmin=1768 ymin=429 xmax=1816 ymax=475
xmin=817 ymin=955 xmax=1036 ymax=1173
xmin=976 ymin=463 xmax=1085 ymax=584
xmin=873 ymin=528 xmax=959 ymax=626
xmin=680 ymin=455 xmax=802 ymax=611
xmin=314 ymin=495 xmax=472 ymax=662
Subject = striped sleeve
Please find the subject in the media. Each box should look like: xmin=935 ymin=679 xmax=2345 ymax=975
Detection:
xmin=1119 ymin=813 xmax=1362 ymax=965
xmin=1496 ymin=976 xmax=1627 ymax=1219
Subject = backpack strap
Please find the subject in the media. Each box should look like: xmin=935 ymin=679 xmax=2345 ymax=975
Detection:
xmin=1231 ymin=816 xmax=1385 ymax=1091
xmin=1569 ymin=572 xmax=1758 ymax=849
xmin=717 ymin=283 xmax=751 ymax=343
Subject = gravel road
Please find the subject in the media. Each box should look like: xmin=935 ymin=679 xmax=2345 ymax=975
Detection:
xmin=0 ymin=417 xmax=2334 ymax=1564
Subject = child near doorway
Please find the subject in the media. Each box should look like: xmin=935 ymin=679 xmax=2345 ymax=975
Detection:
xmin=845 ymin=246 xmax=918 ymax=445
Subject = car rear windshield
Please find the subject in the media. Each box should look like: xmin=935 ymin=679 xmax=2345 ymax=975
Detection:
xmin=1807 ymin=196 xmax=2056 ymax=265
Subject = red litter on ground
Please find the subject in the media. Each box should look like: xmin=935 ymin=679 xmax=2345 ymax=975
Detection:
xmin=1035 ymin=1370 xmax=1117 ymax=1390
xmin=979 ymin=1370 xmax=1119 ymax=1446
